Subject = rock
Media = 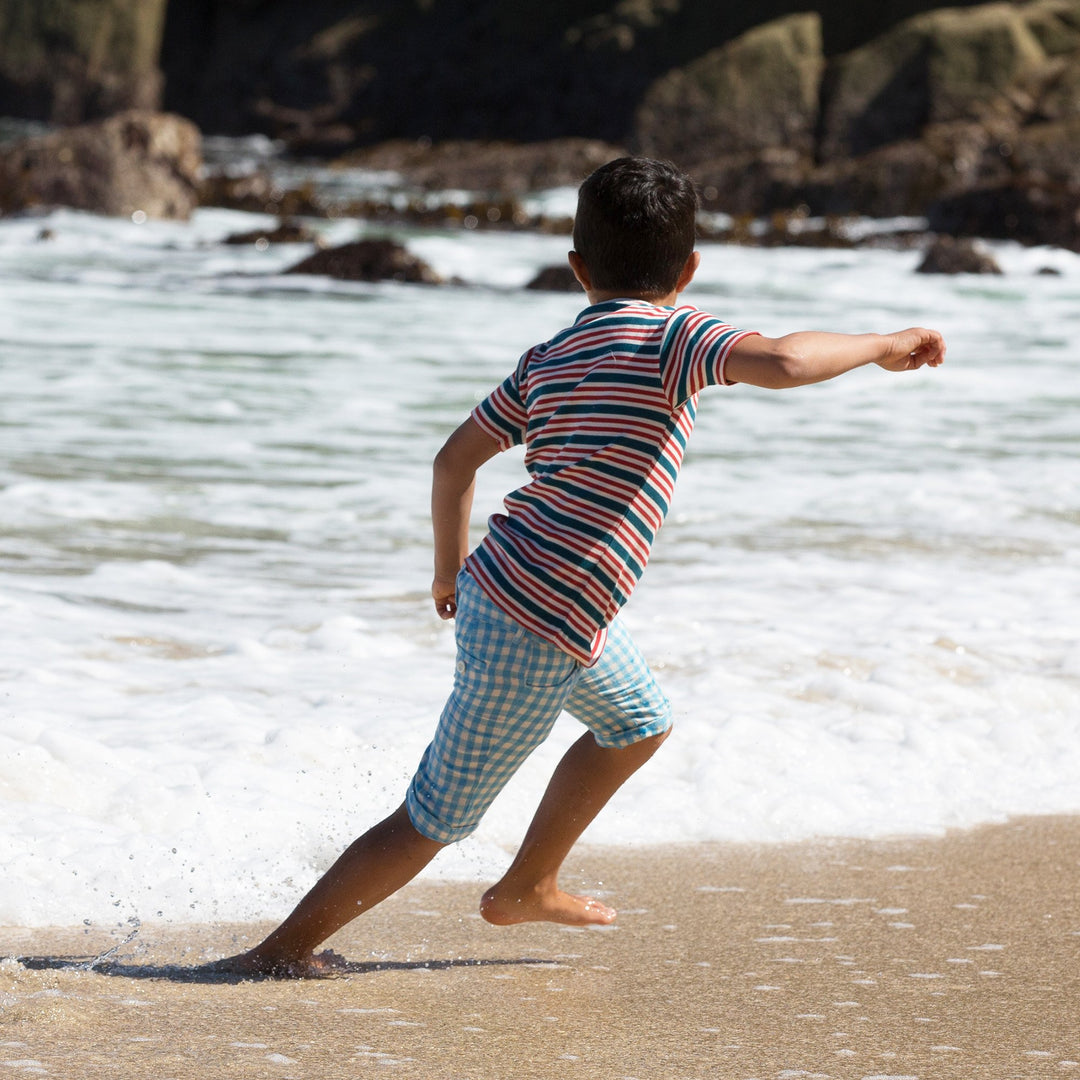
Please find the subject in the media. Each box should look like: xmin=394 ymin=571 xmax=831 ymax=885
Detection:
xmin=0 ymin=110 xmax=202 ymax=220
xmin=692 ymin=149 xmax=809 ymax=217
xmin=223 ymin=221 xmax=323 ymax=246
xmin=284 ymin=239 xmax=443 ymax=284
xmin=0 ymin=0 xmax=168 ymax=124
xmin=922 ymin=115 xmax=1080 ymax=248
xmin=800 ymin=140 xmax=948 ymax=218
xmin=1003 ymin=116 xmax=1080 ymax=187
xmin=1013 ymin=1 xmax=1080 ymax=124
xmin=198 ymin=171 xmax=323 ymax=218
xmin=525 ymin=265 xmax=582 ymax=292
xmin=635 ymin=13 xmax=824 ymax=162
xmin=1027 ymin=53 xmax=1080 ymax=122
xmin=790 ymin=108 xmax=1080 ymax=242
xmin=1024 ymin=0 xmax=1080 ymax=57
xmin=819 ymin=4 xmax=1049 ymax=160
xmin=927 ymin=180 xmax=1080 ymax=250
xmin=915 ymin=235 xmax=1003 ymax=273
xmin=692 ymin=125 xmax=981 ymax=219
xmin=797 ymin=121 xmax=1007 ymax=217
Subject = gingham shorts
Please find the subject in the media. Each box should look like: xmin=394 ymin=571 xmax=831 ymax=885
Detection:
xmin=406 ymin=568 xmax=672 ymax=844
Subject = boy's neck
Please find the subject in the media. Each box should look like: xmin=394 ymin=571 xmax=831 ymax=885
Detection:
xmin=584 ymin=287 xmax=680 ymax=308
xmin=569 ymin=250 xmax=698 ymax=308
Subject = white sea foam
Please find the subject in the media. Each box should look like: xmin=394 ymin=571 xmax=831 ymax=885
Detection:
xmin=0 ymin=189 xmax=1078 ymax=927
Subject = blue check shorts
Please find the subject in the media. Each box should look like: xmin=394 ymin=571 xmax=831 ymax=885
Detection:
xmin=406 ymin=569 xmax=673 ymax=844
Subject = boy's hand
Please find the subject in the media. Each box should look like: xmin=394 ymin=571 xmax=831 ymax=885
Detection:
xmin=432 ymin=576 xmax=458 ymax=620
xmin=878 ymin=327 xmax=946 ymax=371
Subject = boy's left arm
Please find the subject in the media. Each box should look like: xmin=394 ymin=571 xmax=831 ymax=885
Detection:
xmin=431 ymin=417 xmax=501 ymax=619
xmin=724 ymin=327 xmax=945 ymax=389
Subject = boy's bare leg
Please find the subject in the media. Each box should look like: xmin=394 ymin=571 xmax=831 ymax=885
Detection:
xmin=210 ymin=802 xmax=444 ymax=977
xmin=480 ymin=728 xmax=669 ymax=927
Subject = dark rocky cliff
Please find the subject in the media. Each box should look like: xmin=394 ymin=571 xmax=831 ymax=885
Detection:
xmin=0 ymin=0 xmax=994 ymax=141
xmin=0 ymin=0 xmax=168 ymax=124
xmin=3 ymin=0 xmax=1079 ymax=247
xmin=155 ymin=0 xmax=996 ymax=147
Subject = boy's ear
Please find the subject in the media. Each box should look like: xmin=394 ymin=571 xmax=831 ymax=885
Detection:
xmin=568 ymin=250 xmax=592 ymax=291
xmin=676 ymin=251 xmax=701 ymax=292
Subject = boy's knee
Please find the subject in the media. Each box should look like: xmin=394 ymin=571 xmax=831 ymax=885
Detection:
xmin=649 ymin=724 xmax=672 ymax=750
xmin=630 ymin=723 xmax=672 ymax=758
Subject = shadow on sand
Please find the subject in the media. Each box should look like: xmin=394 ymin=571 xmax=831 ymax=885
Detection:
xmin=13 ymin=954 xmax=558 ymax=984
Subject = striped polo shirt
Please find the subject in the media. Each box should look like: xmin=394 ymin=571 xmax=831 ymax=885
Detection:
xmin=466 ymin=299 xmax=756 ymax=666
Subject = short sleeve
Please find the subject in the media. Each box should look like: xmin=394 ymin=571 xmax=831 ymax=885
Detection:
xmin=660 ymin=307 xmax=759 ymax=406
xmin=470 ymin=355 xmax=528 ymax=449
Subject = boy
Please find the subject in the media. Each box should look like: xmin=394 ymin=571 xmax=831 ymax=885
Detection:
xmin=214 ymin=157 xmax=944 ymax=977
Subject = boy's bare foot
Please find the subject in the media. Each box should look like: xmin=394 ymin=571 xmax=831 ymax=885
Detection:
xmin=202 ymin=948 xmax=348 ymax=980
xmin=479 ymin=884 xmax=616 ymax=927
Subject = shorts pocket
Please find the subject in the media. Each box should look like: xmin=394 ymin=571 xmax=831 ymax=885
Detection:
xmin=453 ymin=639 xmax=490 ymax=680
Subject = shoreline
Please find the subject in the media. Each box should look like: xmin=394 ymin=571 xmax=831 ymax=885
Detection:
xmin=4 ymin=814 xmax=1080 ymax=1077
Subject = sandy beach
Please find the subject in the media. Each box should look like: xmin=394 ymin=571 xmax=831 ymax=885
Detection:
xmin=3 ymin=814 xmax=1079 ymax=1079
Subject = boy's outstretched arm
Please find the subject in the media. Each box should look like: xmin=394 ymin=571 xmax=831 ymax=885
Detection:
xmin=724 ymin=327 xmax=945 ymax=389
xmin=431 ymin=416 xmax=501 ymax=619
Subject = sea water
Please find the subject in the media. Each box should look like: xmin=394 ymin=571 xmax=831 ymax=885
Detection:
xmin=1 ymin=174 xmax=1078 ymax=926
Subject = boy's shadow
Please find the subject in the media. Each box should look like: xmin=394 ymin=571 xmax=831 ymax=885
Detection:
xmin=14 ymin=954 xmax=557 ymax=984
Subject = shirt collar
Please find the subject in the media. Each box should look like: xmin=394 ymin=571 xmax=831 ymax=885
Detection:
xmin=573 ymin=298 xmax=679 ymax=324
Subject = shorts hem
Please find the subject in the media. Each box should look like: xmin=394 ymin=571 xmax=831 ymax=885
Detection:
xmin=591 ymin=714 xmax=673 ymax=749
xmin=405 ymin=789 xmax=477 ymax=845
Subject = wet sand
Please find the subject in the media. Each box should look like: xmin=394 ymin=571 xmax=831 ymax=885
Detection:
xmin=3 ymin=814 xmax=1080 ymax=1079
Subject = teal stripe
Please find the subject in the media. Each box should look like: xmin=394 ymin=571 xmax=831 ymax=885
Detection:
xmin=470 ymin=553 xmax=598 ymax=657
xmin=476 ymin=532 xmax=614 ymax=627
xmin=477 ymin=400 xmax=525 ymax=445
xmin=511 ymin=488 xmax=646 ymax=576
xmin=512 ymin=492 xmax=648 ymax=580
xmin=528 ymin=433 xmax=669 ymax=459
xmin=588 ymin=459 xmax=672 ymax=517
xmin=548 ymin=401 xmax=665 ymax=419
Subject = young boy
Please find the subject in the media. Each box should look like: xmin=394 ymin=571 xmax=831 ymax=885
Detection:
xmin=214 ymin=157 xmax=945 ymax=977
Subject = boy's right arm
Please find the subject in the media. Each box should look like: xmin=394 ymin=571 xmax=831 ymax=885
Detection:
xmin=431 ymin=417 xmax=501 ymax=619
xmin=724 ymin=327 xmax=945 ymax=389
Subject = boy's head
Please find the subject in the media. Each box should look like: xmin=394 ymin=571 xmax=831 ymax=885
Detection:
xmin=571 ymin=156 xmax=699 ymax=299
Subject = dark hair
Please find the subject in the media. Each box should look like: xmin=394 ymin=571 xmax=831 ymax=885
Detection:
xmin=572 ymin=157 xmax=699 ymax=297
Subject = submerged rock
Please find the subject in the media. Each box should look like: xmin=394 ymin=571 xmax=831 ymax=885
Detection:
xmin=915 ymin=235 xmax=1003 ymax=273
xmin=0 ymin=110 xmax=201 ymax=219
xmin=223 ymin=220 xmax=323 ymax=246
xmin=284 ymin=239 xmax=442 ymax=284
